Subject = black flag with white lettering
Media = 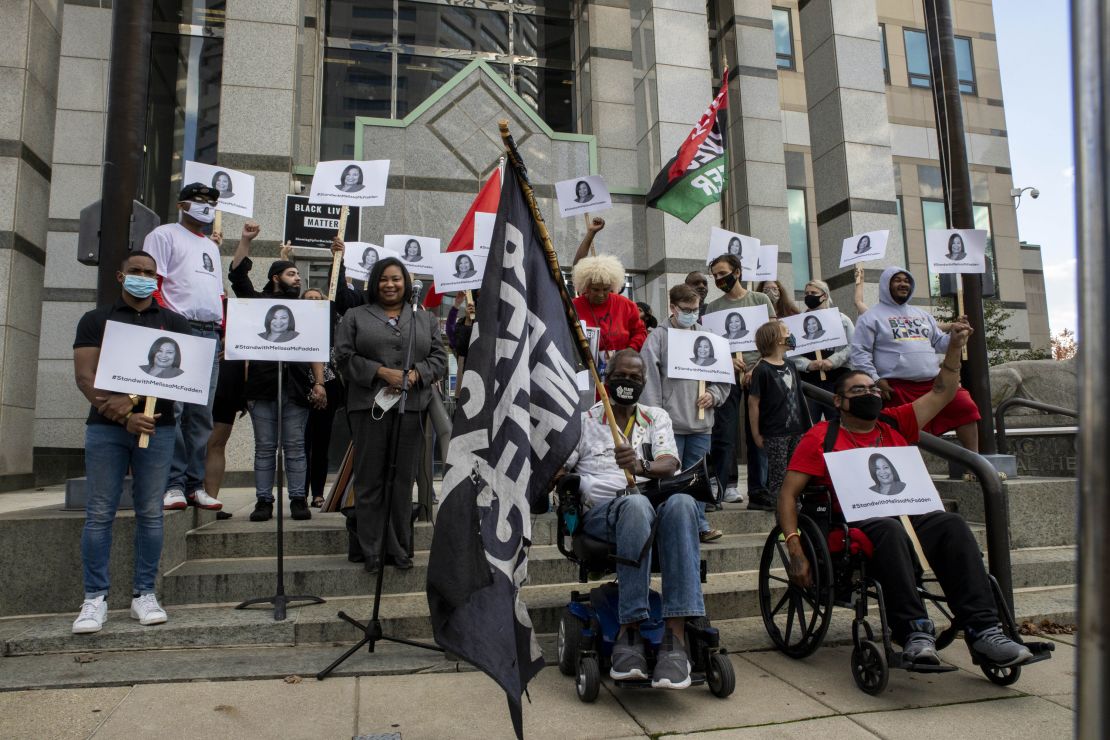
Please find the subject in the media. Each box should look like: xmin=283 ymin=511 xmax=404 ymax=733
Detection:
xmin=426 ymin=156 xmax=583 ymax=739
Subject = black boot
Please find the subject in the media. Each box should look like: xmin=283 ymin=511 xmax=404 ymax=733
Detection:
xmin=290 ymin=497 xmax=312 ymax=520
xmin=249 ymin=501 xmax=273 ymax=522
xmin=345 ymin=512 xmax=364 ymax=562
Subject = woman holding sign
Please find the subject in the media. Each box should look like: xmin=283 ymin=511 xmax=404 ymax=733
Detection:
xmin=335 ymin=257 xmax=447 ymax=573
xmin=571 ymin=255 xmax=647 ymax=355
xmin=792 ymin=280 xmax=855 ymax=422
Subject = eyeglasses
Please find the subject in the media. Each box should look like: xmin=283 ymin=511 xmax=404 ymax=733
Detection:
xmin=844 ymin=385 xmax=883 ymax=397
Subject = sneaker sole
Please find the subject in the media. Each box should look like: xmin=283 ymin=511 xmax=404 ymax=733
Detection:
xmin=72 ymin=618 xmax=106 ymax=635
xmin=610 ymin=668 xmax=649 ymax=681
xmin=130 ymin=609 xmax=167 ymax=626
xmin=163 ymin=502 xmax=188 ymax=510
xmin=194 ymin=502 xmax=223 ymax=510
xmin=651 ymin=675 xmax=692 ymax=689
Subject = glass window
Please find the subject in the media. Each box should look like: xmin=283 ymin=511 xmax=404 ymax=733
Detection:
xmin=321 ymin=48 xmax=393 ymax=161
xmin=153 ymin=0 xmax=226 ymax=28
xmin=772 ymin=8 xmax=795 ymax=70
xmin=396 ymin=55 xmax=470 ymax=118
xmin=514 ymin=14 xmax=575 ymax=63
xmin=921 ymin=199 xmax=947 ymax=296
xmin=515 ymin=66 xmax=575 ymax=133
xmin=326 ymin=0 xmax=393 ymax=43
xmin=787 ymin=188 xmax=810 ymax=288
xmin=955 ymin=37 xmax=977 ymax=94
xmin=398 ymin=2 xmax=509 ymax=54
xmin=904 ymin=28 xmax=931 ymax=88
xmin=880 ymin=24 xmax=889 ymax=82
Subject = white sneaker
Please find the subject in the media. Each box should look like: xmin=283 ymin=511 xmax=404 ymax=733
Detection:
xmin=72 ymin=596 xmax=108 ymax=634
xmin=130 ymin=594 xmax=168 ymax=626
xmin=189 ymin=490 xmax=223 ymax=510
xmin=723 ymin=486 xmax=744 ymax=504
xmin=163 ymin=490 xmax=188 ymax=510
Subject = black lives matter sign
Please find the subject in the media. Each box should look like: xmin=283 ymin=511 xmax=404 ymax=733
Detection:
xmin=283 ymin=195 xmax=361 ymax=248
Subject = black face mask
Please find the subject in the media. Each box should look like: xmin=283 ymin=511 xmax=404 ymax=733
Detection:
xmin=804 ymin=294 xmax=824 ymax=310
xmin=714 ymin=272 xmax=738 ymax=294
xmin=785 ymin=335 xmax=797 ymax=350
xmin=607 ymin=378 xmax=644 ymax=406
xmin=846 ymin=394 xmax=883 ymax=421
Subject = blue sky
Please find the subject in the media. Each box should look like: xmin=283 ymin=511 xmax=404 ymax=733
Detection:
xmin=994 ymin=0 xmax=1075 ymax=336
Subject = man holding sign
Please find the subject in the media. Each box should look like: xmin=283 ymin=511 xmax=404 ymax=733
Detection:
xmin=71 ymin=251 xmax=193 ymax=634
xmin=779 ymin=320 xmax=1033 ymax=668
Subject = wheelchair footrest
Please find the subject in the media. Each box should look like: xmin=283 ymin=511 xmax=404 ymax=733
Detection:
xmin=614 ymin=674 xmax=706 ymax=690
xmin=894 ymin=654 xmax=958 ymax=673
xmin=1020 ymin=640 xmax=1055 ymax=666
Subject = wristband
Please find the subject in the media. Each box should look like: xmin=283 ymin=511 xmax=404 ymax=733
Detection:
xmin=784 ymin=531 xmax=800 ymax=545
xmin=314 ymin=381 xmax=324 ymax=387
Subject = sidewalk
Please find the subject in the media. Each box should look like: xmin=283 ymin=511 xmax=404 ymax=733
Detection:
xmin=0 ymin=632 xmax=1076 ymax=739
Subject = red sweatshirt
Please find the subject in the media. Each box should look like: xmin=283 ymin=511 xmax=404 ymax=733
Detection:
xmin=573 ymin=292 xmax=647 ymax=352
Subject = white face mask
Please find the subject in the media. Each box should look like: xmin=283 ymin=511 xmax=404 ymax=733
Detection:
xmin=183 ymin=201 xmax=216 ymax=224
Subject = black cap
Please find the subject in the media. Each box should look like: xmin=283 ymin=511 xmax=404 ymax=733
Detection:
xmin=179 ymin=182 xmax=218 ymax=202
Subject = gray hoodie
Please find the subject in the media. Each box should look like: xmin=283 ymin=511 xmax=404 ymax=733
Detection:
xmin=850 ymin=266 xmax=950 ymax=381
xmin=641 ymin=321 xmax=730 ymax=435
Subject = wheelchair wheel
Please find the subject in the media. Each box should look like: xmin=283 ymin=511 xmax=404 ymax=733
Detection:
xmin=851 ymin=640 xmax=889 ymax=695
xmin=706 ymin=653 xmax=735 ymax=698
xmin=557 ymin=611 xmax=582 ymax=677
xmin=981 ymin=662 xmax=1022 ymax=686
xmin=758 ymin=515 xmax=834 ymax=658
xmin=576 ymin=655 xmax=601 ymax=703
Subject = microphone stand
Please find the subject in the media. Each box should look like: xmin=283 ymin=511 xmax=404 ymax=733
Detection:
xmin=317 ymin=283 xmax=443 ymax=679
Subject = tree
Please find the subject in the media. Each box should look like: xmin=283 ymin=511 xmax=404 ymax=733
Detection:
xmin=1051 ymin=328 xmax=1078 ymax=360
xmin=932 ymin=297 xmax=1051 ymax=366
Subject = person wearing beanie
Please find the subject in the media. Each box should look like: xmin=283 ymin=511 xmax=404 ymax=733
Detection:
xmin=792 ymin=279 xmax=856 ymax=421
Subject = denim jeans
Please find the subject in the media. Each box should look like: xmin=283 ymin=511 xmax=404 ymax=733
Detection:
xmin=582 ymin=493 xmax=705 ymax=624
xmin=168 ymin=330 xmax=220 ymax=494
xmin=81 ymin=422 xmax=175 ymax=598
xmin=247 ymin=397 xmax=310 ymax=501
xmin=674 ymin=433 xmax=712 ymax=532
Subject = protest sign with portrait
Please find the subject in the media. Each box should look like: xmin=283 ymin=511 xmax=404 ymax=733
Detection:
xmin=926 ymin=229 xmax=988 ymax=274
xmin=700 ymin=306 xmax=770 ymax=354
xmin=183 ymin=161 xmax=256 ymax=218
xmin=431 ymin=250 xmax=487 ymax=292
xmin=94 ymin=322 xmax=216 ymax=405
xmin=824 ymin=446 xmax=943 ymax=522
xmin=753 ymin=244 xmax=779 ymax=282
xmin=781 ymin=308 xmax=847 ymax=358
xmin=224 ymin=298 xmax=330 ymax=362
xmin=383 ymin=234 xmax=439 ymax=276
xmin=309 ymin=159 xmax=390 ymax=208
xmin=706 ymin=227 xmax=758 ymax=276
xmin=554 ymin=175 xmax=612 ymax=217
xmin=474 ymin=212 xmax=496 ymax=251
xmin=666 ymin=330 xmax=735 ymax=384
xmin=839 ymin=229 xmax=890 ymax=268
xmin=342 ymin=242 xmax=399 ymax=282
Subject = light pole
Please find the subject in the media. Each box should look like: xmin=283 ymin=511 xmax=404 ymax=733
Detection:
xmin=1010 ymin=185 xmax=1041 ymax=209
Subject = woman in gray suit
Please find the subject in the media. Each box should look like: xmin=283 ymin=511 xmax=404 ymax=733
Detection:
xmin=335 ymin=257 xmax=447 ymax=572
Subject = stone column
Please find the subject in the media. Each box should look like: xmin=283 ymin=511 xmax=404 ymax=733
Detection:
xmin=0 ymin=1 xmax=62 ymax=491
xmin=798 ymin=0 xmax=901 ymax=316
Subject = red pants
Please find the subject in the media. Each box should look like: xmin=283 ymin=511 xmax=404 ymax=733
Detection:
xmin=885 ymin=377 xmax=981 ymax=436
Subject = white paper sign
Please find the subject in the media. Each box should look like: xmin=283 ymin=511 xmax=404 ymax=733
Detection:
xmin=224 ymin=298 xmax=330 ymax=362
xmin=754 ymin=244 xmax=779 ymax=281
xmin=925 ymin=229 xmax=988 ymax=274
xmin=431 ymin=250 xmax=487 ymax=292
xmin=706 ymin=228 xmax=758 ymax=275
xmin=473 ymin=212 xmax=496 ymax=251
xmin=839 ymin=230 xmax=890 ymax=268
xmin=665 ymin=330 xmax=735 ymax=384
xmin=824 ymin=446 xmax=943 ymax=522
xmin=342 ymin=242 xmax=399 ymax=282
xmin=700 ymin=306 xmax=771 ymax=354
xmin=183 ymin=161 xmax=256 ymax=218
xmin=383 ymin=234 xmax=440 ymax=276
xmin=309 ymin=159 xmax=390 ymax=208
xmin=580 ymin=322 xmax=601 ymax=367
xmin=781 ymin=308 xmax=846 ymax=358
xmin=555 ymin=175 xmax=612 ymax=217
xmin=94 ymin=322 xmax=217 ymax=405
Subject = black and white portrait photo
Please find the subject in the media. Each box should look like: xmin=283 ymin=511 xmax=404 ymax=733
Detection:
xmin=725 ymin=312 xmax=748 ymax=340
xmin=202 ymin=253 xmax=215 ymax=273
xmin=258 ymin=304 xmax=299 ymax=343
xmin=360 ymin=246 xmax=379 ymax=272
xmin=691 ymin=336 xmax=716 ymax=367
xmin=727 ymin=237 xmax=743 ymax=257
xmin=211 ymin=170 xmax=235 ymax=199
xmin=140 ymin=337 xmax=185 ymax=379
xmin=868 ymin=453 xmax=907 ymax=496
xmin=574 ymin=179 xmax=595 ymax=204
xmin=945 ymin=233 xmax=967 ymax=261
xmin=802 ymin=315 xmax=825 ymax=340
xmin=337 ymin=164 xmax=365 ymax=193
xmin=454 ymin=253 xmax=477 ymax=279
xmin=855 ymin=235 xmax=871 ymax=254
xmin=402 ymin=238 xmax=423 ymax=264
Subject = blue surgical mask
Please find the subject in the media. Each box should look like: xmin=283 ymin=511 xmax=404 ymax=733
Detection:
xmin=674 ymin=309 xmax=699 ymax=328
xmin=123 ymin=275 xmax=157 ymax=299
xmin=785 ymin=334 xmax=797 ymax=350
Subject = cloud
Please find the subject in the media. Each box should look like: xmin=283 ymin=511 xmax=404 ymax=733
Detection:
xmin=1043 ymin=258 xmax=1077 ymax=282
xmin=1061 ymin=166 xmax=1075 ymax=183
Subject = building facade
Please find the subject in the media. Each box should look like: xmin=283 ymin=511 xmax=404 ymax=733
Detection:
xmin=0 ymin=0 xmax=1051 ymax=490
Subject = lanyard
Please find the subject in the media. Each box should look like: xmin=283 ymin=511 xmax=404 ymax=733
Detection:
xmin=623 ymin=413 xmax=637 ymax=439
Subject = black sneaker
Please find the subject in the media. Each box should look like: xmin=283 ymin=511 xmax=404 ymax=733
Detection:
xmin=746 ymin=490 xmax=776 ymax=511
xmin=290 ymin=498 xmax=312 ymax=520
xmin=216 ymin=511 xmax=233 ymax=520
xmin=249 ymin=501 xmax=273 ymax=522
xmin=609 ymin=630 xmax=649 ymax=680
xmin=651 ymin=629 xmax=692 ymax=689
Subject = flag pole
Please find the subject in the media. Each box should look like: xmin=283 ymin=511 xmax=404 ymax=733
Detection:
xmin=498 ymin=120 xmax=634 ymax=485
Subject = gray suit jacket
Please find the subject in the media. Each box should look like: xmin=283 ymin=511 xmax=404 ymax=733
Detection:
xmin=334 ymin=303 xmax=447 ymax=413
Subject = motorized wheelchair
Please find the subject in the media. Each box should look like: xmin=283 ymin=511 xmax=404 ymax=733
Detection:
xmin=756 ymin=486 xmax=1054 ymax=694
xmin=553 ymin=460 xmax=736 ymax=702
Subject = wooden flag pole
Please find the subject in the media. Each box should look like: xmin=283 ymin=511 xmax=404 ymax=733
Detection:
xmin=213 ymin=210 xmax=222 ymax=240
xmin=137 ymin=396 xmax=157 ymax=449
xmin=327 ymin=205 xmax=350 ymax=301
xmin=815 ymin=349 xmax=827 ymax=381
xmin=956 ymin=281 xmax=968 ymax=360
xmin=697 ymin=380 xmax=706 ymax=420
xmin=583 ymin=213 xmax=597 ymax=256
xmin=899 ymin=514 xmax=933 ymax=573
xmin=499 ymin=120 xmax=634 ymax=485
xmin=465 ymin=289 xmax=474 ymax=305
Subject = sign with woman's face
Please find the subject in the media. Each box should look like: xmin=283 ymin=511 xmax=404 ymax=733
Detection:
xmin=309 ymin=159 xmax=390 ymax=207
xmin=925 ymin=229 xmax=988 ymax=274
xmin=700 ymin=306 xmax=771 ymax=353
xmin=94 ymin=321 xmax=216 ymax=404
xmin=224 ymin=298 xmax=329 ymax=361
xmin=823 ymin=446 xmax=942 ymax=522
xmin=554 ymin=174 xmax=612 ymax=217
xmin=430 ymin=249 xmax=487 ymax=292
xmin=665 ymin=329 xmax=734 ymax=384
xmin=383 ymin=234 xmax=439 ymax=276
xmin=838 ymin=230 xmax=890 ymax=268
xmin=341 ymin=242 xmax=398 ymax=282
xmin=706 ymin=227 xmax=758 ymax=275
xmin=183 ymin=160 xmax=256 ymax=217
xmin=780 ymin=308 xmax=846 ymax=357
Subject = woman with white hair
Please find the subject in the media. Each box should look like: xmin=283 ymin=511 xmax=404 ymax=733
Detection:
xmin=572 ymin=253 xmax=647 ymax=353
xmin=793 ymin=278 xmax=855 ymax=421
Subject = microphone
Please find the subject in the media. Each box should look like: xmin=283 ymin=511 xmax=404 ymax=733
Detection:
xmin=410 ymin=280 xmax=424 ymax=304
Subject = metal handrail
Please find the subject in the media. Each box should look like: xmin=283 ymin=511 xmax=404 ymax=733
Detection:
xmin=802 ymin=382 xmax=1015 ymax=612
xmin=994 ymin=398 xmax=1079 ymax=455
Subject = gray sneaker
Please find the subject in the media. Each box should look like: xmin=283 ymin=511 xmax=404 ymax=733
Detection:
xmin=902 ymin=632 xmax=940 ymax=665
xmin=609 ymin=630 xmax=648 ymax=680
xmin=969 ymin=625 xmax=1033 ymax=667
xmin=651 ymin=629 xmax=692 ymax=689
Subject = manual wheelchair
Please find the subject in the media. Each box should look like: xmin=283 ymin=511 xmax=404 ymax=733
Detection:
xmin=552 ymin=462 xmax=736 ymax=702
xmin=756 ymin=487 xmax=1054 ymax=694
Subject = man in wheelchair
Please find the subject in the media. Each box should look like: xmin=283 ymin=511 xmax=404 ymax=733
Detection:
xmin=561 ymin=349 xmax=705 ymax=689
xmin=777 ymin=318 xmax=1033 ymax=669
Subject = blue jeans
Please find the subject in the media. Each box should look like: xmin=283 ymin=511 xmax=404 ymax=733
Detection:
xmin=248 ymin=398 xmax=310 ymax=501
xmin=582 ymin=493 xmax=705 ymax=624
xmin=81 ymin=422 xmax=175 ymax=598
xmin=674 ymin=433 xmax=712 ymax=532
xmin=168 ymin=330 xmax=219 ymax=494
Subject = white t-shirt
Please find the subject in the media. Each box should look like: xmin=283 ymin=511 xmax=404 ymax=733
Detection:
xmin=143 ymin=223 xmax=224 ymax=322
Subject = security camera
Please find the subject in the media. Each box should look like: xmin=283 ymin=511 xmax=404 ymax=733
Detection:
xmin=292 ymin=179 xmax=306 ymax=195
xmin=1030 ymin=188 xmax=1040 ymax=199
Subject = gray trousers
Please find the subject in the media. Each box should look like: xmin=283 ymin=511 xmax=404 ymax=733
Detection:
xmin=349 ymin=409 xmax=422 ymax=563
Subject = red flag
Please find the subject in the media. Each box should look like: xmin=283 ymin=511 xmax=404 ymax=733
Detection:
xmin=424 ymin=169 xmax=502 ymax=307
